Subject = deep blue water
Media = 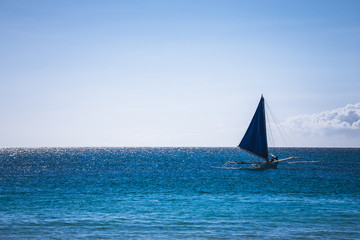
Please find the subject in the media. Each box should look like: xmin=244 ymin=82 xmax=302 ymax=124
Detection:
xmin=0 ymin=147 xmax=359 ymax=239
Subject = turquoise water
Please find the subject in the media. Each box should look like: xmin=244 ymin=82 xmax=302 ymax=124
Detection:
xmin=0 ymin=147 xmax=359 ymax=239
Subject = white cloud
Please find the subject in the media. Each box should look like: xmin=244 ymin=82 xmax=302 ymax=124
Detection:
xmin=284 ymin=103 xmax=360 ymax=137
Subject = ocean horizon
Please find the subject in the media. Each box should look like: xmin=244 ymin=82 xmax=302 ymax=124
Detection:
xmin=1 ymin=147 xmax=359 ymax=239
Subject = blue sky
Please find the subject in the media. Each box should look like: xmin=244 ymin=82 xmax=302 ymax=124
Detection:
xmin=1 ymin=0 xmax=359 ymax=147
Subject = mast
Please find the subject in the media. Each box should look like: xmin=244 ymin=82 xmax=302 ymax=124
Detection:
xmin=238 ymin=95 xmax=269 ymax=161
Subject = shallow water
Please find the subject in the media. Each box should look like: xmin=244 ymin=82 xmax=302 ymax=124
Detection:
xmin=0 ymin=147 xmax=359 ymax=239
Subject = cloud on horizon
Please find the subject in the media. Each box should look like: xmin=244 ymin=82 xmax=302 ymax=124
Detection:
xmin=284 ymin=103 xmax=360 ymax=137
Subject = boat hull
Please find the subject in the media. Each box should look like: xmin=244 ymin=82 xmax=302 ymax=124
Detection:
xmin=252 ymin=161 xmax=278 ymax=170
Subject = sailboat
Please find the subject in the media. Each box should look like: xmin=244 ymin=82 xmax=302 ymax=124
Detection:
xmin=212 ymin=95 xmax=300 ymax=170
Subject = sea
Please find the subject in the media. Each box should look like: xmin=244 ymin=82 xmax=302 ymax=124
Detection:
xmin=0 ymin=147 xmax=359 ymax=239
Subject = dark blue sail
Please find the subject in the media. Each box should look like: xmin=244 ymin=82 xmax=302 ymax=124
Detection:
xmin=238 ymin=96 xmax=268 ymax=161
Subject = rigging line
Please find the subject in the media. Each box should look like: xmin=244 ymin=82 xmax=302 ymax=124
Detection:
xmin=264 ymin=100 xmax=288 ymax=146
xmin=269 ymin=108 xmax=289 ymax=147
xmin=268 ymin=102 xmax=295 ymax=147
xmin=267 ymin=103 xmax=291 ymax=147
xmin=264 ymin=99 xmax=275 ymax=148
xmin=265 ymin=101 xmax=295 ymax=147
